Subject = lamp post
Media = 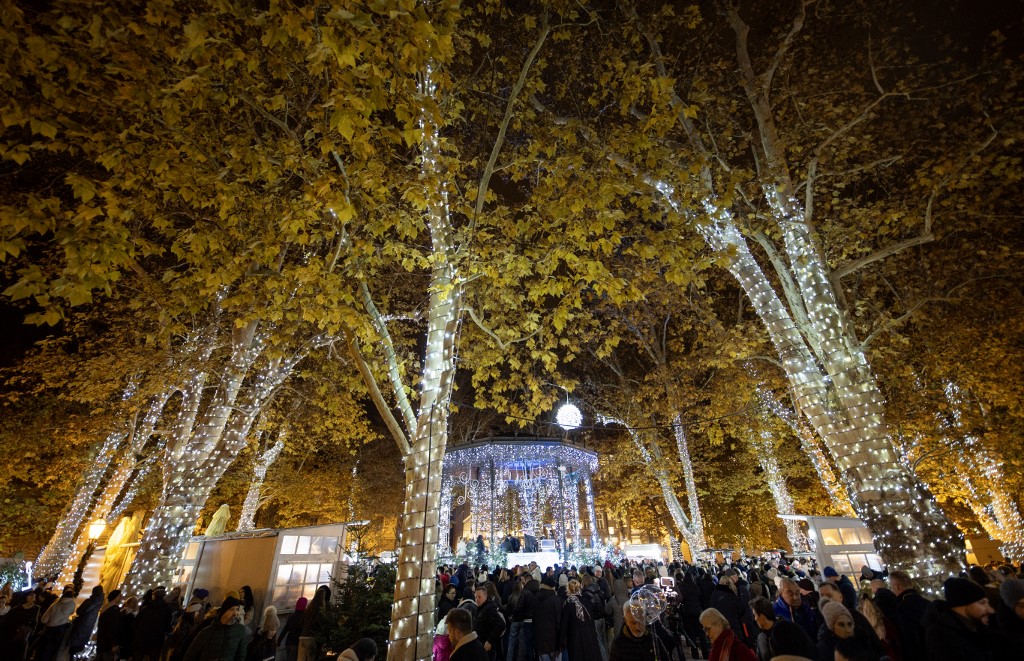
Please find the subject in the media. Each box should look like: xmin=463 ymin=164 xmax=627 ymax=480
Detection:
xmin=88 ymin=519 xmax=106 ymax=543
xmin=73 ymin=519 xmax=106 ymax=596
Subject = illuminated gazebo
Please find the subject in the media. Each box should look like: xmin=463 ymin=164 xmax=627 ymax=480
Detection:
xmin=439 ymin=437 xmax=599 ymax=558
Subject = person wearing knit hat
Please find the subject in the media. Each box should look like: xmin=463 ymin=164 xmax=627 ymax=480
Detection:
xmin=183 ymin=594 xmax=248 ymax=660
xmin=280 ymin=598 xmax=308 ymax=661
xmin=816 ymin=600 xmax=856 ymax=661
xmin=245 ymin=604 xmax=281 ymax=661
xmin=999 ymin=577 xmax=1024 ymax=613
xmin=994 ymin=577 xmax=1024 ymax=655
xmin=924 ymin=577 xmax=995 ymax=661
xmin=822 ymin=601 xmax=853 ymax=634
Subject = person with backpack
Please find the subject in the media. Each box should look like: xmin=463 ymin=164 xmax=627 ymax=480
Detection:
xmin=582 ymin=573 xmax=609 ymax=660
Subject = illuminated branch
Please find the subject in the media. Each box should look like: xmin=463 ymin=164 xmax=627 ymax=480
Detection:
xmin=359 ymin=280 xmax=417 ymax=435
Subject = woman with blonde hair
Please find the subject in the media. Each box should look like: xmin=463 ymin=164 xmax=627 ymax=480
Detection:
xmin=700 ymin=607 xmax=755 ymax=661
xmin=859 ymin=595 xmax=902 ymax=660
xmin=558 ymin=579 xmax=602 ymax=660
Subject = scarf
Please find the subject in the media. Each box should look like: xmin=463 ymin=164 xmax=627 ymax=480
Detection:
xmin=567 ymin=595 xmax=589 ymax=622
xmin=710 ymin=628 xmax=737 ymax=661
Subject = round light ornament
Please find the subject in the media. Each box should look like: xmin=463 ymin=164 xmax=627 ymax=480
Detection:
xmin=556 ymin=403 xmax=582 ymax=431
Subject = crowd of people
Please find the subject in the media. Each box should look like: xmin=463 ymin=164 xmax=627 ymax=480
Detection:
xmin=2 ymin=555 xmax=1022 ymax=661
xmin=0 ymin=580 xmax=376 ymax=661
xmin=430 ymin=557 xmax=1024 ymax=661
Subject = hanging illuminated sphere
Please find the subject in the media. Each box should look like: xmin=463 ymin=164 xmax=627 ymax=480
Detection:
xmin=556 ymin=403 xmax=582 ymax=431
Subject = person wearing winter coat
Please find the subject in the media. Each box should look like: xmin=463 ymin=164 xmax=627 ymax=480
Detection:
xmin=533 ymin=576 xmax=562 ymax=661
xmin=924 ymin=577 xmax=995 ymax=661
xmin=823 ymin=566 xmax=859 ymax=611
xmin=889 ymin=570 xmax=931 ymax=661
xmin=0 ymin=591 xmax=40 ymax=661
xmin=37 ymin=585 xmax=77 ymax=661
xmin=698 ymin=572 xmax=716 ymax=611
xmin=183 ymin=596 xmax=249 ymax=661
xmin=817 ymin=600 xmax=867 ymax=661
xmin=298 ymin=586 xmax=330 ymax=661
xmin=993 ymin=578 xmax=1024 ymax=658
xmin=247 ymin=605 xmax=280 ymax=661
xmin=448 ymin=607 xmax=489 ymax=661
xmin=749 ymin=596 xmax=816 ymax=661
xmin=472 ymin=585 xmax=505 ymax=660
xmin=133 ymin=586 xmax=175 ymax=661
xmin=278 ymin=597 xmax=306 ymax=661
xmin=700 ymin=608 xmax=756 ymax=661
xmin=96 ymin=590 xmax=122 ymax=661
xmin=580 ymin=573 xmax=609 ymax=660
xmin=676 ymin=572 xmax=709 ymax=659
xmin=434 ymin=612 xmax=454 ymax=661
xmin=558 ymin=580 xmax=602 ymax=661
xmin=710 ymin=572 xmax=755 ymax=649
xmin=67 ymin=585 xmax=105 ymax=656
xmin=605 ymin=574 xmax=631 ymax=648
xmin=772 ymin=578 xmax=821 ymax=642
xmin=507 ymin=578 xmax=538 ymax=661
xmin=436 ymin=585 xmax=460 ymax=625
xmin=608 ymin=601 xmax=669 ymax=661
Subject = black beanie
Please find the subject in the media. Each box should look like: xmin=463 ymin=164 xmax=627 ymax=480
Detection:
xmin=943 ymin=577 xmax=987 ymax=608
xmin=220 ymin=595 xmax=244 ymax=612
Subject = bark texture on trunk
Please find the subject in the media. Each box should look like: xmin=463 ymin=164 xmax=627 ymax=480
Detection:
xmin=671 ymin=415 xmax=706 ymax=553
xmin=749 ymin=430 xmax=809 ymax=553
xmin=35 ymin=430 xmax=124 ymax=577
xmin=386 ymin=265 xmax=460 ymax=661
xmin=722 ymin=230 xmax=962 ymax=573
xmin=237 ymin=429 xmax=286 ymax=532
xmin=599 ymin=414 xmax=702 ymax=555
xmin=58 ymin=393 xmax=169 ymax=585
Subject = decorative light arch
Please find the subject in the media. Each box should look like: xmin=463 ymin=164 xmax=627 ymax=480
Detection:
xmin=439 ymin=437 xmax=600 ymax=557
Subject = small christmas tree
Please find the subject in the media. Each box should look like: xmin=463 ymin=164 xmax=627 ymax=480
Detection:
xmin=317 ymin=561 xmax=397 ymax=655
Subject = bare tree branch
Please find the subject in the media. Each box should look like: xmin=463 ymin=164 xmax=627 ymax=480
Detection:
xmin=467 ymin=15 xmax=551 ymax=240
xmin=345 ymin=334 xmax=411 ymax=456
xmin=763 ymin=0 xmax=813 ymax=101
xmin=465 ymin=306 xmax=539 ymax=352
xmin=358 ymin=281 xmax=417 ymax=435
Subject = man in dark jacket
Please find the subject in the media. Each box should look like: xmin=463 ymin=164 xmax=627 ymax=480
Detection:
xmin=473 ymin=586 xmax=505 ymax=660
xmin=534 ymin=577 xmax=561 ymax=661
xmin=96 ymin=590 xmax=123 ymax=661
xmin=448 ymin=607 xmax=489 ymax=661
xmin=68 ymin=585 xmax=105 ymax=656
xmin=582 ymin=574 xmax=609 ymax=657
xmin=134 ymin=587 xmax=174 ymax=661
xmin=924 ymin=577 xmax=995 ymax=661
xmin=710 ymin=573 xmax=755 ymax=648
xmin=608 ymin=602 xmax=668 ymax=661
xmin=749 ymin=596 xmax=816 ymax=661
xmin=890 ymin=570 xmax=931 ymax=661
xmin=507 ymin=579 xmax=537 ymax=661
xmin=594 ymin=567 xmax=612 ymax=603
xmin=183 ymin=596 xmax=249 ymax=661
xmin=773 ymin=577 xmax=821 ymax=642
xmin=823 ymin=566 xmax=859 ymax=611
xmin=698 ymin=571 xmax=716 ymax=610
